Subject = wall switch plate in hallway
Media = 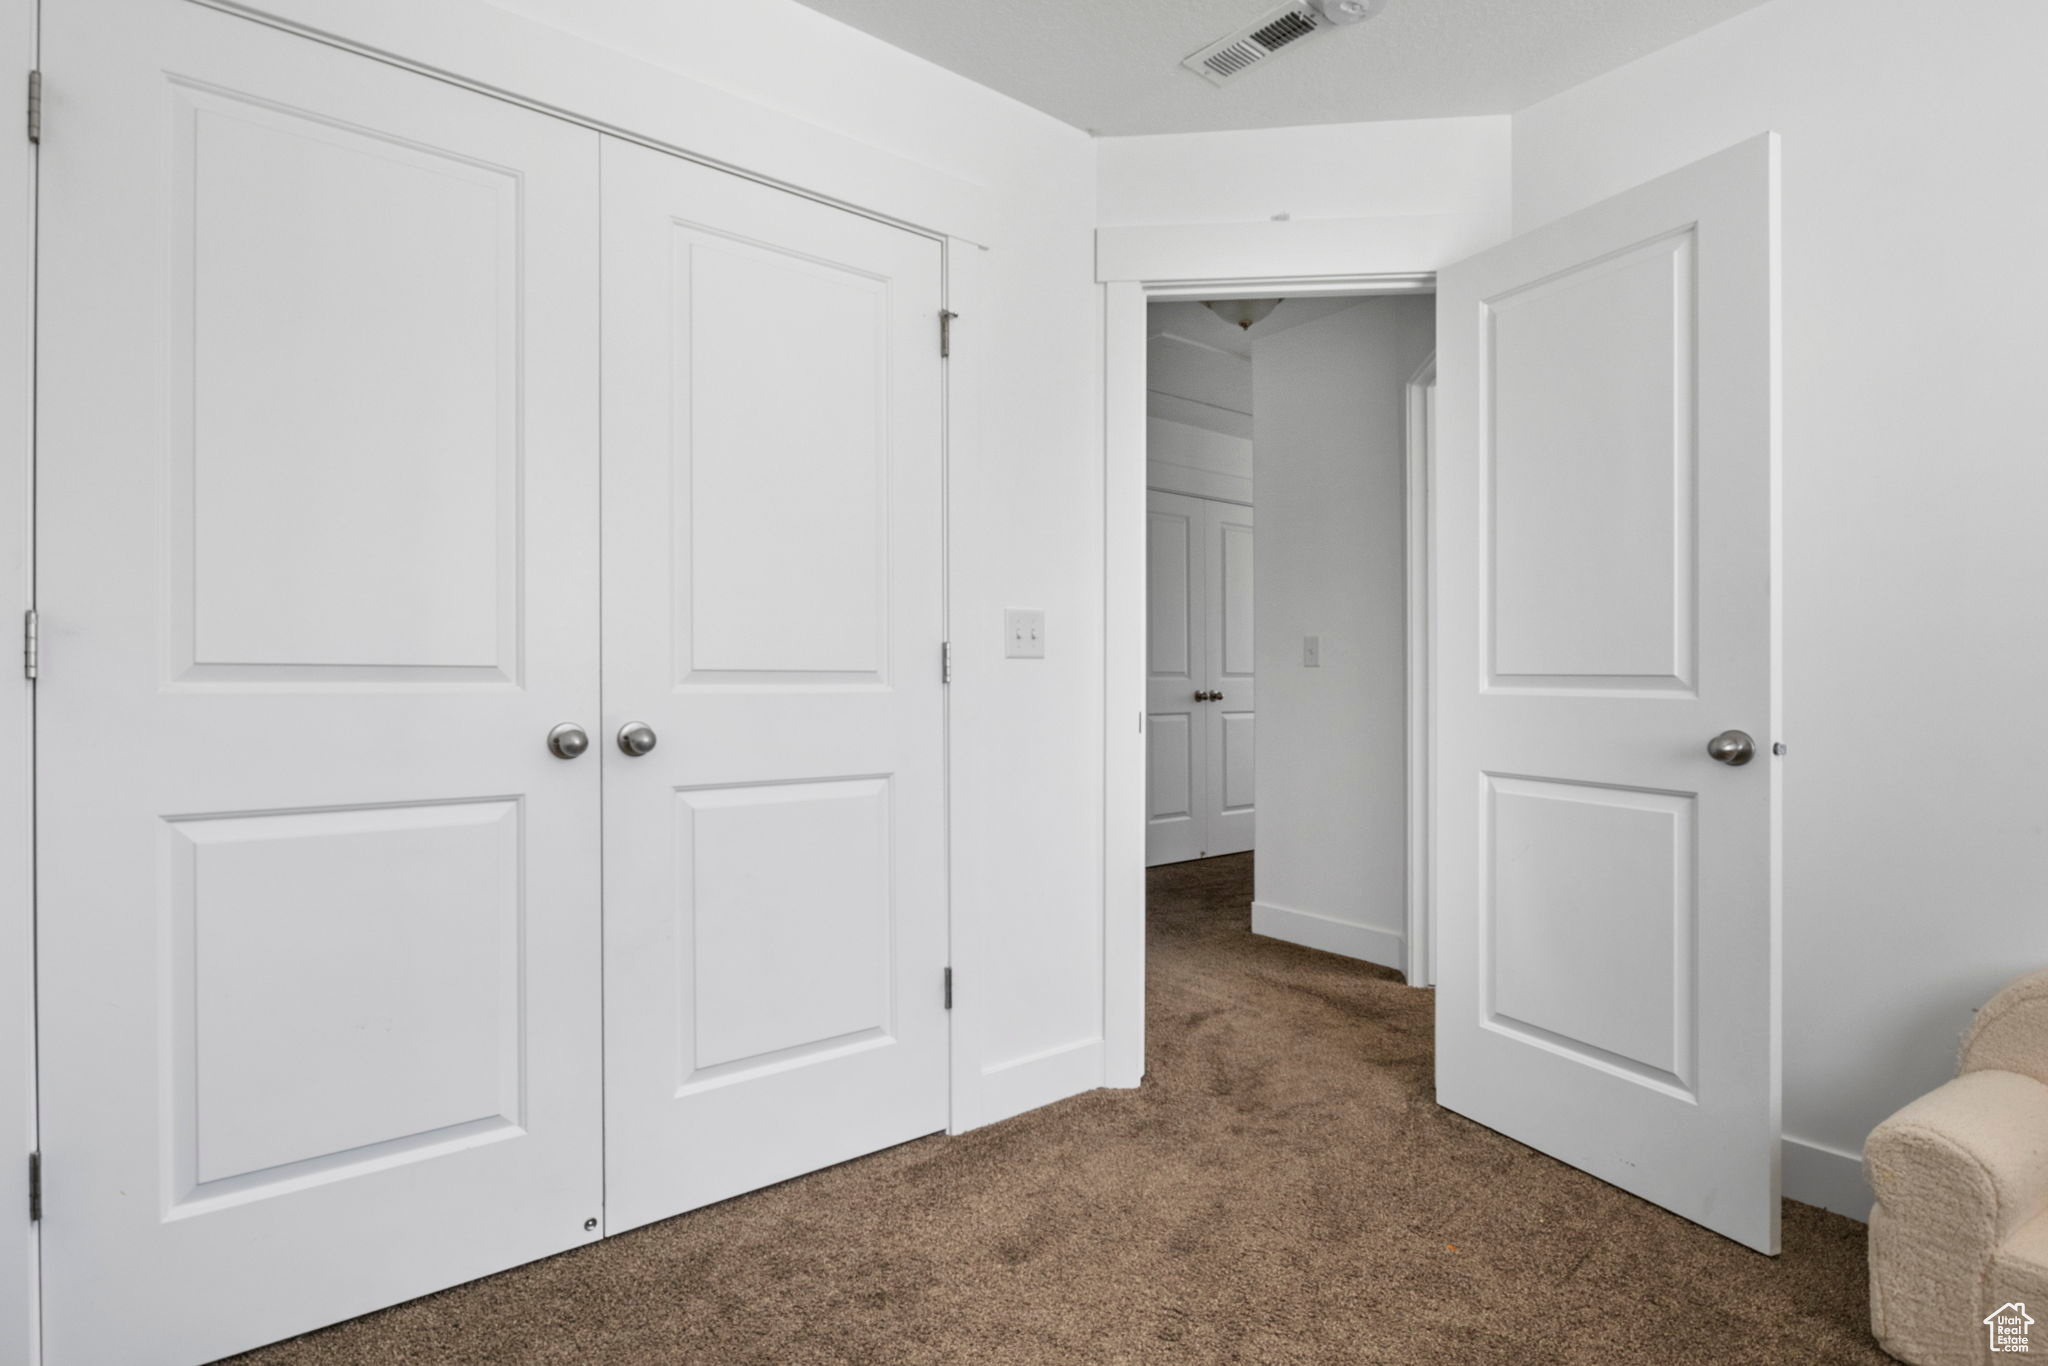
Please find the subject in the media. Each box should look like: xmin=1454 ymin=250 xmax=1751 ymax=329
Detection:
xmin=1303 ymin=634 xmax=1321 ymax=667
xmin=1005 ymin=608 xmax=1046 ymax=659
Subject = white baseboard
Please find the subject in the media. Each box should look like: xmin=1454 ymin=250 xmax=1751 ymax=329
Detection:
xmin=1252 ymin=900 xmax=1406 ymax=972
xmin=977 ymin=1037 xmax=1104 ymax=1129
xmin=1784 ymin=1134 xmax=1871 ymax=1223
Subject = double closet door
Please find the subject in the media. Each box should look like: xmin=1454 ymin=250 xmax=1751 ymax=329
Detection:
xmin=33 ymin=4 xmax=947 ymax=1364
xmin=1145 ymin=491 xmax=1255 ymax=866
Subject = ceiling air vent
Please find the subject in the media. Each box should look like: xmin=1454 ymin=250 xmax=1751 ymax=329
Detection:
xmin=1181 ymin=0 xmax=1382 ymax=87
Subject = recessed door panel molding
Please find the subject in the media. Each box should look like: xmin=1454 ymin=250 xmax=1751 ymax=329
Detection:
xmin=1146 ymin=712 xmax=1197 ymax=824
xmin=1436 ymin=134 xmax=1780 ymax=1253
xmin=601 ymin=134 xmax=948 ymax=1235
xmin=677 ymin=777 xmax=895 ymax=1084
xmin=1147 ymin=506 xmax=1196 ymax=684
xmin=1483 ymin=228 xmax=1698 ymax=696
xmin=169 ymin=799 xmax=525 ymax=1198
xmin=1480 ymin=774 xmax=1696 ymax=1096
xmin=1218 ymin=519 xmax=1255 ymax=682
xmin=676 ymin=229 xmax=891 ymax=683
xmin=167 ymin=81 xmax=523 ymax=689
xmin=35 ymin=6 xmax=604 ymax=1363
xmin=1220 ymin=712 xmax=1256 ymax=815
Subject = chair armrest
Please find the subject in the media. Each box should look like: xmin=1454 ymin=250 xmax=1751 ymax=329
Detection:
xmin=1867 ymin=1070 xmax=2048 ymax=1365
xmin=1964 ymin=969 xmax=2048 ymax=1087
xmin=1867 ymin=1068 xmax=2048 ymax=1245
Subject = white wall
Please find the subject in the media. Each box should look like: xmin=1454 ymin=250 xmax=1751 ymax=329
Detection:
xmin=1147 ymin=302 xmax=1253 ymax=503
xmin=1147 ymin=326 xmax=1251 ymax=418
xmin=1249 ymin=298 xmax=1434 ymax=971
xmin=1148 ymin=418 xmax=1251 ymax=506
xmin=1094 ymin=116 xmax=1512 ymax=284
xmin=1514 ymin=0 xmax=2048 ymax=1218
xmin=483 ymin=0 xmax=1087 ymax=209
xmin=1098 ymin=116 xmax=1510 ymax=227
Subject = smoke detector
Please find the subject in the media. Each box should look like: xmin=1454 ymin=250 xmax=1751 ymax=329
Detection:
xmin=1309 ymin=0 xmax=1385 ymax=24
xmin=1181 ymin=0 xmax=1387 ymax=87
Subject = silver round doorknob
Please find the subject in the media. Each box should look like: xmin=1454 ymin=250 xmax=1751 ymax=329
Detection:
xmin=546 ymin=723 xmax=590 ymax=760
xmin=1193 ymin=690 xmax=1210 ymax=702
xmin=617 ymin=722 xmax=658 ymax=757
xmin=1707 ymin=729 xmax=1756 ymax=766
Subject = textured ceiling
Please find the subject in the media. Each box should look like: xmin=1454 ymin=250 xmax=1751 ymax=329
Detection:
xmin=790 ymin=0 xmax=1776 ymax=135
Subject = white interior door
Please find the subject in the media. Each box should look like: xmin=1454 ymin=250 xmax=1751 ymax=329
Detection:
xmin=1434 ymin=135 xmax=1781 ymax=1251
xmin=1146 ymin=490 xmax=1209 ymax=866
xmin=599 ymin=136 xmax=949 ymax=1232
xmin=1148 ymin=492 xmax=1255 ymax=866
xmin=1202 ymin=500 xmax=1256 ymax=857
xmin=35 ymin=6 xmax=604 ymax=1363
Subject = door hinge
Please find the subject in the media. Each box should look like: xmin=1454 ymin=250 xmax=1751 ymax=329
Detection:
xmin=22 ymin=609 xmax=35 ymax=680
xmin=27 ymin=1152 xmax=39 ymax=1222
xmin=941 ymin=640 xmax=953 ymax=685
xmin=943 ymin=967 xmax=953 ymax=1011
xmin=939 ymin=309 xmax=957 ymax=359
xmin=26 ymin=70 xmax=39 ymax=145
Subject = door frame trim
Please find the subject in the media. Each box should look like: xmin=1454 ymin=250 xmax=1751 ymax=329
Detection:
xmin=1 ymin=0 xmax=34 ymax=1357
xmin=940 ymin=236 xmax=984 ymax=1134
xmin=1404 ymin=353 xmax=1436 ymax=989
xmin=1102 ymin=269 xmax=1439 ymax=1088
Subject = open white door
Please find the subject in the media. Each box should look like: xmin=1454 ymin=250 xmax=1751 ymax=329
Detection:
xmin=1434 ymin=135 xmax=1781 ymax=1251
xmin=35 ymin=5 xmax=604 ymax=1362
xmin=598 ymin=136 xmax=949 ymax=1232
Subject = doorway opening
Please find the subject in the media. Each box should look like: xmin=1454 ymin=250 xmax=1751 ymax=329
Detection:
xmin=1105 ymin=272 xmax=1438 ymax=1090
xmin=1137 ymin=286 xmax=1438 ymax=1018
xmin=1106 ymin=136 xmax=1781 ymax=1254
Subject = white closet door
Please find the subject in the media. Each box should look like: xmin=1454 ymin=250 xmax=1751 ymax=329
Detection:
xmin=1146 ymin=491 xmax=1209 ymax=866
xmin=1434 ymin=135 xmax=1780 ymax=1252
xmin=1202 ymin=501 xmax=1256 ymax=857
xmin=35 ymin=6 xmax=604 ymax=1364
xmin=599 ymin=136 xmax=949 ymax=1232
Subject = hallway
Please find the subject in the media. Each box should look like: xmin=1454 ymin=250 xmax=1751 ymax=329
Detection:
xmin=237 ymin=854 xmax=1882 ymax=1365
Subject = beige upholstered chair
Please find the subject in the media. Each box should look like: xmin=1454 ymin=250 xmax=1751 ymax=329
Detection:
xmin=1866 ymin=970 xmax=2048 ymax=1364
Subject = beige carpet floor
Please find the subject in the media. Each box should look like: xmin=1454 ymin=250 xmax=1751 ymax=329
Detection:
xmin=232 ymin=853 xmax=1886 ymax=1365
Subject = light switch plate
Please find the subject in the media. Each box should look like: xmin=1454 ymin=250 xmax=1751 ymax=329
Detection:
xmin=1005 ymin=608 xmax=1046 ymax=659
xmin=1303 ymin=634 xmax=1321 ymax=668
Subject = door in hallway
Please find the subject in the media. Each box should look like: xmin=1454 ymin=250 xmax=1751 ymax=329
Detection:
xmin=1147 ymin=491 xmax=1255 ymax=865
xmin=598 ymin=136 xmax=950 ymax=1232
xmin=1433 ymin=135 xmax=1781 ymax=1252
xmin=34 ymin=5 xmax=604 ymax=1362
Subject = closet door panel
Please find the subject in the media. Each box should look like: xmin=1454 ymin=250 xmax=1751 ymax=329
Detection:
xmin=599 ymin=135 xmax=949 ymax=1232
xmin=35 ymin=7 xmax=604 ymax=1363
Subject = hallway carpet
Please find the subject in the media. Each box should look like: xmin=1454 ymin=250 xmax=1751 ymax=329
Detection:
xmin=234 ymin=854 xmax=1886 ymax=1365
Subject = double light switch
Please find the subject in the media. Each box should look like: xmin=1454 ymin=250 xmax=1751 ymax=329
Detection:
xmin=1004 ymin=608 xmax=1046 ymax=659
